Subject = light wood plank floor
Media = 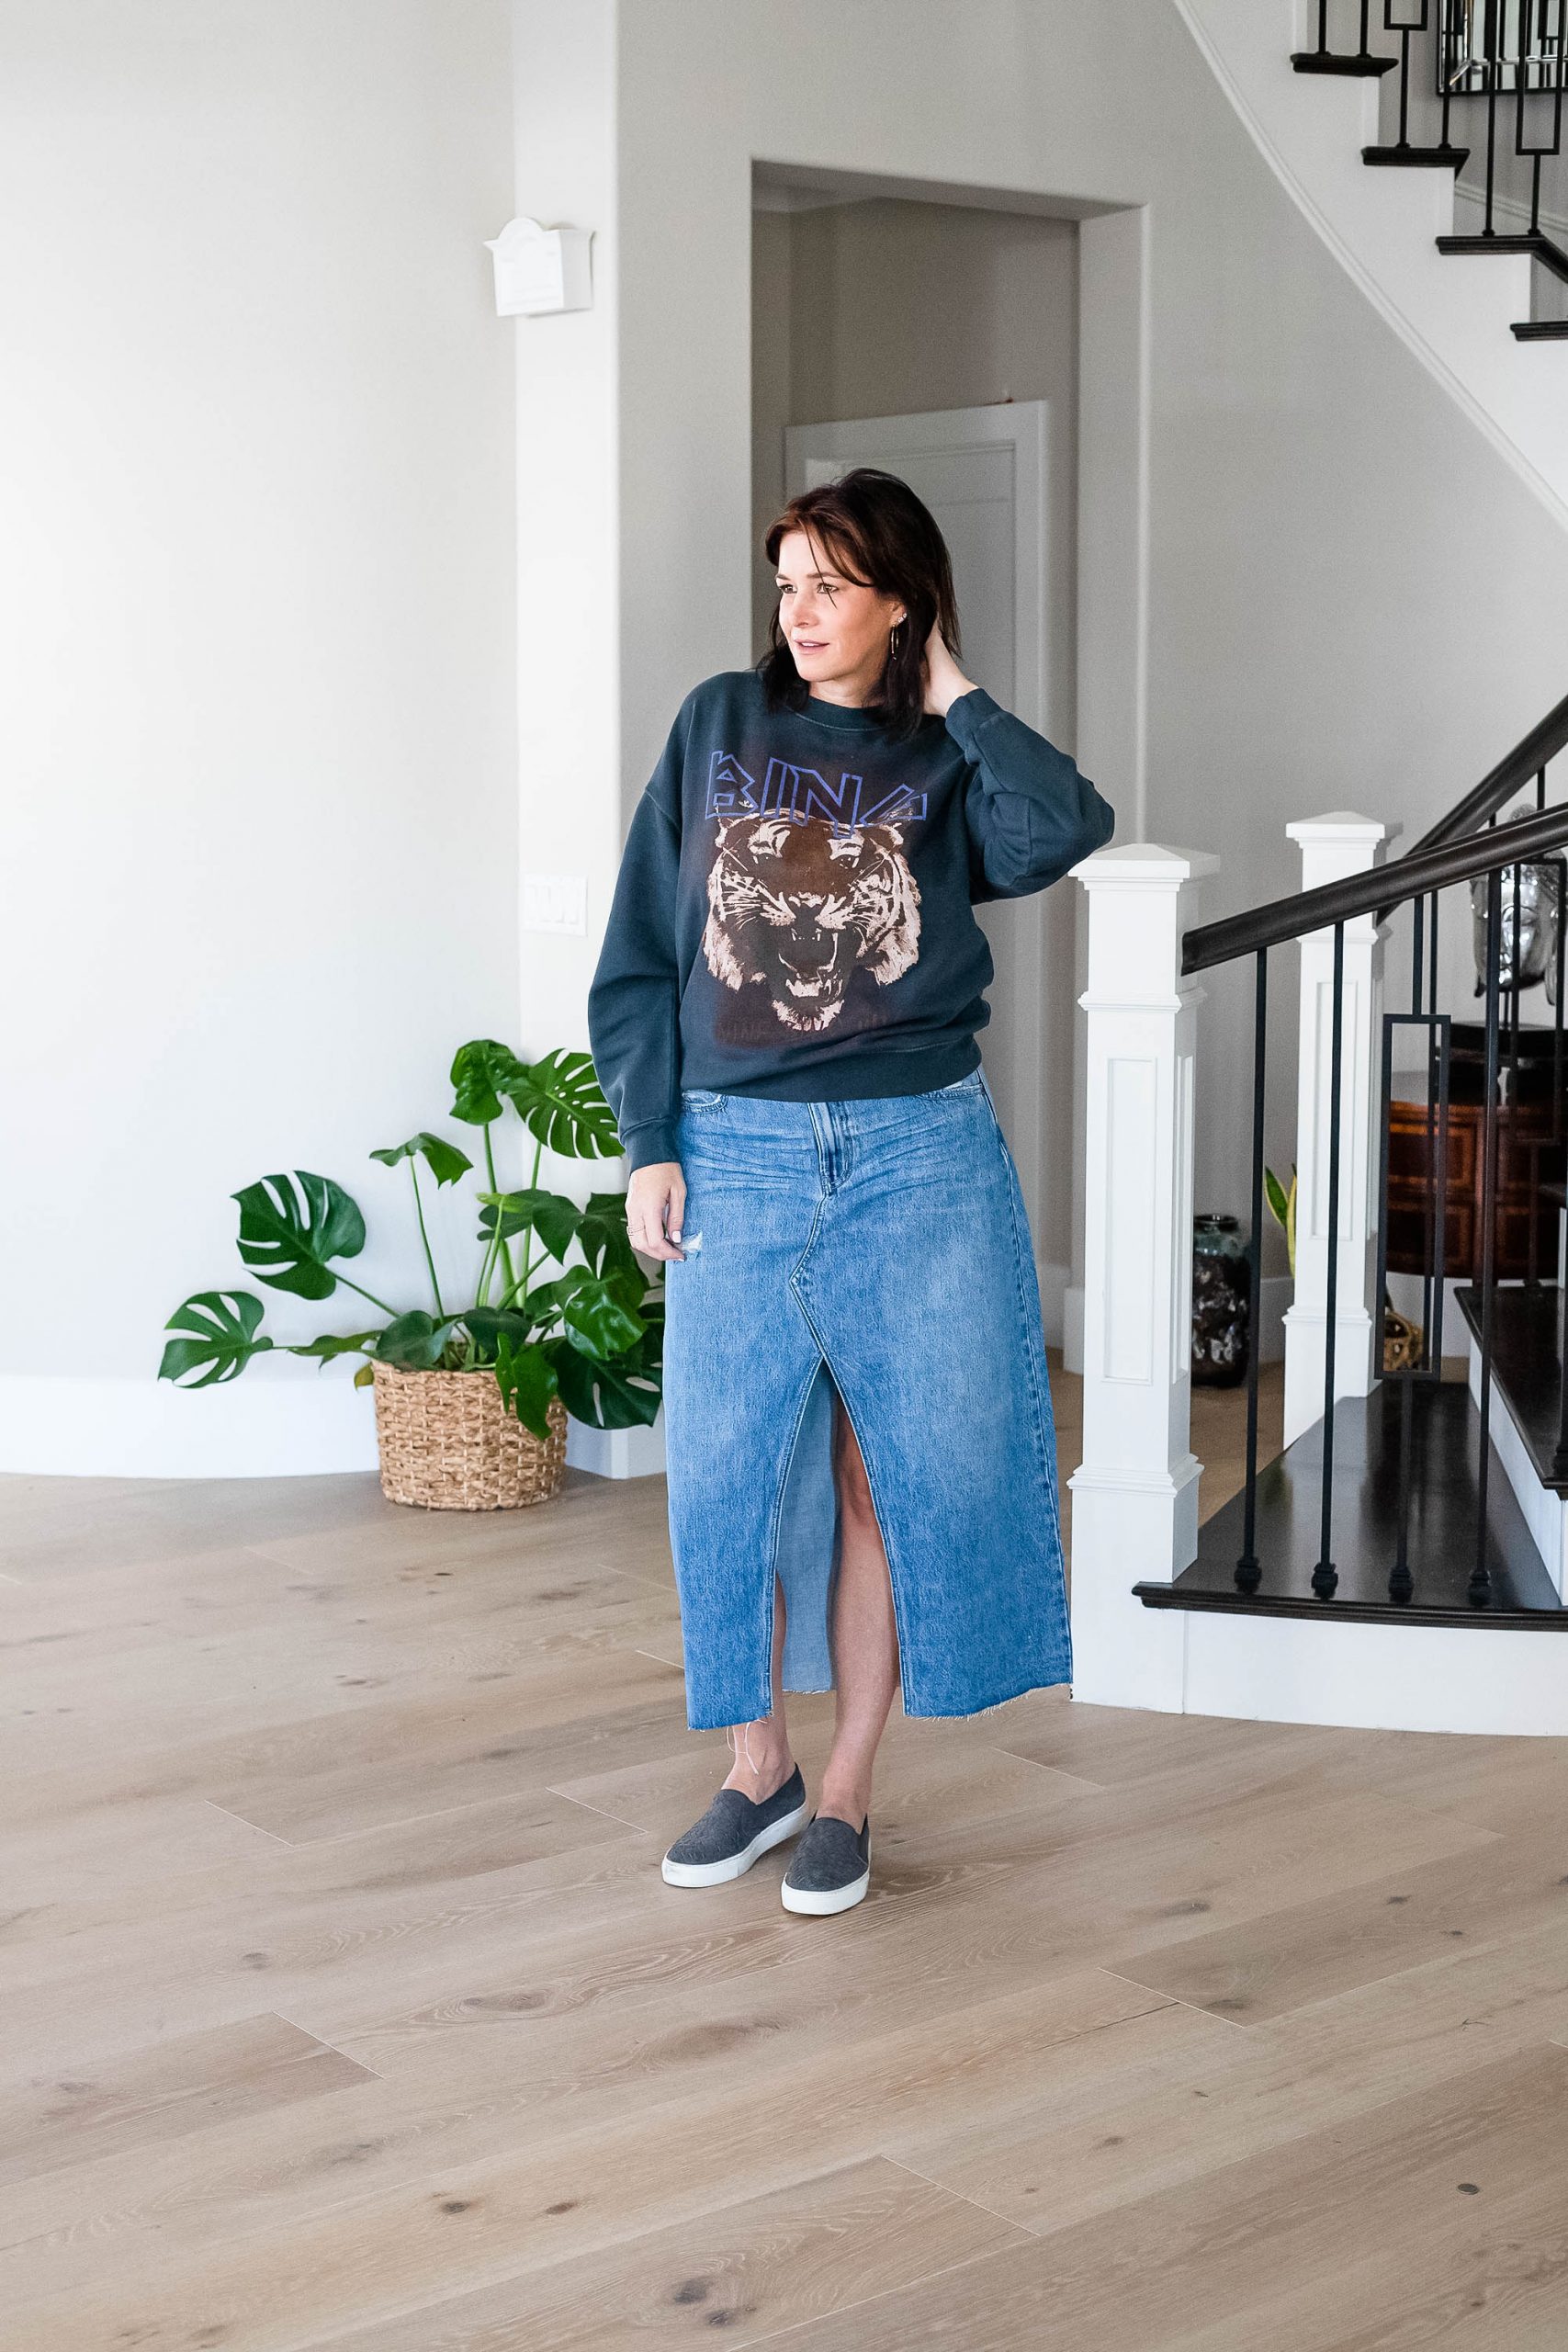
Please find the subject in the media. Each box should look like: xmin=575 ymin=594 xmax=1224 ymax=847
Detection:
xmin=7 ymin=1359 xmax=1568 ymax=2348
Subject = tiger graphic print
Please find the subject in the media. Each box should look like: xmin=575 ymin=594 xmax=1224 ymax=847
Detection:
xmin=702 ymin=813 xmax=921 ymax=1034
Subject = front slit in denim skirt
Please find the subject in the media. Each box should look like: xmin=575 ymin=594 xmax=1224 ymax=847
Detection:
xmin=660 ymin=1065 xmax=1071 ymax=1732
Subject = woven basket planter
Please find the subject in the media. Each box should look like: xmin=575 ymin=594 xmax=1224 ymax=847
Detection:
xmin=371 ymin=1364 xmax=569 ymax=1510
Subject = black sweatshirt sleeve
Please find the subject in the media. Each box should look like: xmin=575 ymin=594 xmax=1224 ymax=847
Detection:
xmin=586 ymin=716 xmax=687 ymax=1173
xmin=946 ymin=688 xmax=1115 ymax=901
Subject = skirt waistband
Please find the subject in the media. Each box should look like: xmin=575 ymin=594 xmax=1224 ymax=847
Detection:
xmin=679 ymin=1063 xmax=990 ymax=1125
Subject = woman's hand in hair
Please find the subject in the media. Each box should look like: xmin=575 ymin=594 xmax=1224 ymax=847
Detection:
xmin=626 ymin=1161 xmax=687 ymax=1262
xmin=921 ymin=621 xmax=978 ymax=718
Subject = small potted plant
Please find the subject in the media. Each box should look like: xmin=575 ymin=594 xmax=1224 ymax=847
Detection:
xmin=160 ymin=1039 xmax=660 ymax=1509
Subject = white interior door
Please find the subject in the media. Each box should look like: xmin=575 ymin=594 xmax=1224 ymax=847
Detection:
xmin=784 ymin=403 xmax=1067 ymax=1328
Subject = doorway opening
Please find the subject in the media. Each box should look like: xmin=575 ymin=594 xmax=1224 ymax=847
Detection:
xmin=750 ymin=171 xmax=1082 ymax=1337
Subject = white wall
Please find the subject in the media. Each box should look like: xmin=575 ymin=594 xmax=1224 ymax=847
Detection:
xmin=0 ymin=1 xmax=518 ymax=1473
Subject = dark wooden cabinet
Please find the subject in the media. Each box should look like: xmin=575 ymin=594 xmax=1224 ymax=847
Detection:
xmin=1385 ymin=1100 xmax=1560 ymax=1280
xmin=1386 ymin=1023 xmax=1564 ymax=1283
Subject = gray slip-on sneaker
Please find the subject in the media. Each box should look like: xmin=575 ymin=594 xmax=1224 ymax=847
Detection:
xmin=780 ymin=1812 xmax=871 ymax=1916
xmin=660 ymin=1764 xmax=808 ymax=1887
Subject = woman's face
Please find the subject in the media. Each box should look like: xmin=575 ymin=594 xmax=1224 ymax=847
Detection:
xmin=774 ymin=527 xmax=907 ymax=705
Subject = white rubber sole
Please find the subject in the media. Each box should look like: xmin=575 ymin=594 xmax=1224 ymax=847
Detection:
xmin=660 ymin=1799 xmax=807 ymax=1887
xmin=780 ymin=1865 xmax=871 ymax=1917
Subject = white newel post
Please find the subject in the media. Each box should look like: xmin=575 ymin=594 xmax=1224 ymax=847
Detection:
xmin=1281 ymin=813 xmax=1394 ymax=1450
xmin=1068 ymin=844 xmax=1215 ymax=1713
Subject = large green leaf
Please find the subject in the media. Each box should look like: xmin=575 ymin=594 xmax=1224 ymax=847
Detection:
xmin=547 ymin=1317 xmax=662 ymax=1430
xmin=1263 ymin=1167 xmax=1292 ymax=1231
xmin=372 ymin=1310 xmax=458 ymax=1369
xmin=502 ymin=1049 xmax=622 ymax=1160
xmin=575 ymin=1190 xmax=640 ymax=1282
xmin=560 ymin=1271 xmax=645 ymax=1362
xmin=449 ymin=1038 xmax=527 ymax=1127
xmin=599 ymin=1263 xmax=651 ymax=1317
xmin=159 ymin=1292 xmax=274 ymax=1387
xmin=508 ymin=1272 xmax=576 ymax=1329
xmin=369 ymin=1131 xmax=473 ymax=1186
xmin=477 ymin=1187 xmax=581 ymax=1262
xmin=494 ymin=1332 xmax=559 ymax=1442
xmin=506 ymin=1264 xmax=648 ymax=1352
xmin=234 ymin=1171 xmax=366 ymax=1301
xmin=288 ymin=1329 xmax=382 ymax=1366
xmin=1264 ymin=1163 xmax=1299 ymax=1279
xmin=463 ymin=1306 xmax=537 ymax=1360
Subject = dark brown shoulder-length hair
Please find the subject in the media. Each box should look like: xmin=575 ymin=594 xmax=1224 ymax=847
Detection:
xmin=760 ymin=467 xmax=961 ymax=741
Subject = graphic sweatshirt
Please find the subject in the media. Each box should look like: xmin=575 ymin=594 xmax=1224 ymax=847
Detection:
xmin=586 ymin=668 xmax=1115 ymax=1171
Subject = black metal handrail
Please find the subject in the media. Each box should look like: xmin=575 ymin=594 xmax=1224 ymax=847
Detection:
xmin=1184 ymin=797 xmax=1568 ymax=974
xmin=1393 ymin=683 xmax=1568 ymax=870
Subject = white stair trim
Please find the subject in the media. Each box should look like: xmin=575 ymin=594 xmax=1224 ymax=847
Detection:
xmin=1466 ymin=1329 xmax=1566 ymax=1599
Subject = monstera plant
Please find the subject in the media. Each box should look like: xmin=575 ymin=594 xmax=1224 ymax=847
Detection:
xmin=159 ymin=1040 xmax=661 ymax=1442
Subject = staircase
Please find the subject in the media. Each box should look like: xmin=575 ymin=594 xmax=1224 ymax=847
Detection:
xmin=1070 ymin=695 xmax=1568 ymax=1735
xmin=1292 ymin=0 xmax=1568 ymax=341
xmin=1179 ymin=0 xmax=1568 ymax=517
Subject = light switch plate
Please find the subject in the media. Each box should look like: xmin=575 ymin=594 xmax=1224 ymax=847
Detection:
xmin=523 ymin=873 xmax=587 ymax=935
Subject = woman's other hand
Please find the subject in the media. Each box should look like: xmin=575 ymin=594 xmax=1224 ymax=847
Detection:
xmin=921 ymin=620 xmax=978 ymax=718
xmin=627 ymin=1161 xmax=687 ymax=1261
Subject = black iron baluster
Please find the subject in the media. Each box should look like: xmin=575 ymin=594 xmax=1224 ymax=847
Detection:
xmin=1432 ymin=999 xmax=1451 ymax=1388
xmin=1426 ymin=886 xmax=1444 ymax=1381
xmin=1415 ymin=898 xmax=1435 ymax=1363
xmin=1373 ymin=1001 xmax=1414 ymax=1600
xmin=1556 ymin=853 xmax=1566 ymax=1147
xmin=1236 ymin=950 xmax=1268 ymax=1593
xmin=1483 ymin=0 xmax=1501 ymax=232
xmin=1393 ymin=0 xmax=1416 ymax=144
xmin=1510 ymin=853 xmax=1522 ymax=1084
xmin=1555 ymin=851 xmax=1568 ymax=1480
xmin=1516 ymin=0 xmax=1566 ymax=234
xmin=1314 ymin=922 xmax=1347 ymax=1599
xmin=1522 ymin=0 xmax=1545 ymax=231
xmin=1472 ymin=866 xmax=1503 ymax=1605
xmin=1527 ymin=767 xmax=1552 ymax=1283
xmin=1301 ymin=0 xmax=1391 ymax=66
xmin=1371 ymin=6 xmax=1467 ymax=160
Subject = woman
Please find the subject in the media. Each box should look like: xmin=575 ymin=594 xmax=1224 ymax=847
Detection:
xmin=587 ymin=469 xmax=1113 ymax=1917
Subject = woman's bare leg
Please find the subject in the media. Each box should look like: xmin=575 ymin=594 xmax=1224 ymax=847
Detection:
xmin=722 ymin=1575 xmax=795 ymax=1802
xmin=818 ymin=1390 xmax=899 ymax=1827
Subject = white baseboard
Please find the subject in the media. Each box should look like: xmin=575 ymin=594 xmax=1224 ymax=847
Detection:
xmin=0 ymin=1372 xmax=666 ymax=1483
xmin=566 ymin=1408 xmax=667 ymax=1479
xmin=0 ymin=1371 xmax=380 ymax=1480
xmin=1466 ymin=1330 xmax=1564 ymax=1598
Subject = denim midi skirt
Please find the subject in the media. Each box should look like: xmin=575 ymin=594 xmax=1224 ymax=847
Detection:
xmin=660 ymin=1066 xmax=1071 ymax=1731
